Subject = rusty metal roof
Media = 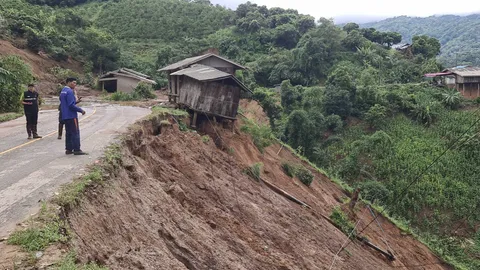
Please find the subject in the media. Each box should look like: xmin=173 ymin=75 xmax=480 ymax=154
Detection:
xmin=170 ymin=64 xmax=251 ymax=92
xmin=158 ymin=53 xmax=246 ymax=72
xmin=445 ymin=66 xmax=480 ymax=77
xmin=424 ymin=72 xmax=453 ymax=77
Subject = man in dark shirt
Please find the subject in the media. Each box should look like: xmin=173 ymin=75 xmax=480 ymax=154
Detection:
xmin=21 ymin=84 xmax=42 ymax=139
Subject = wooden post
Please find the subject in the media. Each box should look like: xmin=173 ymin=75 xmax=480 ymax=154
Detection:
xmin=463 ymin=83 xmax=465 ymax=95
xmin=191 ymin=111 xmax=198 ymax=129
xmin=477 ymin=83 xmax=479 ymax=98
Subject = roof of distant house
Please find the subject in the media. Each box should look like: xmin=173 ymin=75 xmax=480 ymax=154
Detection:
xmin=392 ymin=43 xmax=411 ymax=50
xmin=444 ymin=66 xmax=480 ymax=77
xmin=158 ymin=53 xmax=246 ymax=72
xmin=170 ymin=64 xmax=251 ymax=92
xmin=424 ymin=72 xmax=453 ymax=78
xmin=99 ymin=68 xmax=156 ymax=84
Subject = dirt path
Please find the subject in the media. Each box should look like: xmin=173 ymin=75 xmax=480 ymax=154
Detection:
xmin=0 ymin=104 xmax=150 ymax=238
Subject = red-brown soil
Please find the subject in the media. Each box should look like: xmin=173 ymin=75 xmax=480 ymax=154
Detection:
xmin=64 ymin=106 xmax=451 ymax=269
xmin=0 ymin=39 xmax=84 ymax=95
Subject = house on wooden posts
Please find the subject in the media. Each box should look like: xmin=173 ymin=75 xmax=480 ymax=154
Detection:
xmin=99 ymin=68 xmax=156 ymax=93
xmin=158 ymin=54 xmax=251 ymax=127
xmin=424 ymin=66 xmax=480 ymax=99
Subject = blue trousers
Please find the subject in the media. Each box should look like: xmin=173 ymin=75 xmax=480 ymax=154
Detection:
xmin=64 ymin=118 xmax=81 ymax=151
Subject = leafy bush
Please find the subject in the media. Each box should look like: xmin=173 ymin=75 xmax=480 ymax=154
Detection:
xmin=0 ymin=56 xmax=33 ymax=113
xmin=296 ymin=166 xmax=314 ymax=186
xmin=281 ymin=162 xmax=296 ymax=178
xmin=108 ymin=91 xmax=137 ymax=101
xmin=49 ymin=66 xmax=82 ymax=84
xmin=410 ymin=100 xmax=442 ymax=126
xmin=134 ymin=82 xmax=156 ymax=99
xmin=364 ymin=104 xmax=387 ymax=128
xmin=357 ymin=180 xmax=389 ymax=204
xmin=281 ymin=162 xmax=314 ymax=186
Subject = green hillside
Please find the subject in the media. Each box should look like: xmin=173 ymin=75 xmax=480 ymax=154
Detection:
xmin=363 ymin=14 xmax=480 ymax=67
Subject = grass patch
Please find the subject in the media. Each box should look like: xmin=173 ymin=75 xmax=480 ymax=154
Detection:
xmin=55 ymin=252 xmax=108 ymax=270
xmin=240 ymin=118 xmax=273 ymax=153
xmin=278 ymin=139 xmax=354 ymax=192
xmin=243 ymin=162 xmax=263 ymax=181
xmin=7 ymin=203 xmax=67 ymax=252
xmin=201 ymin=135 xmax=210 ymax=144
xmin=152 ymin=106 xmax=188 ymax=117
xmin=54 ymin=144 xmax=122 ymax=208
xmin=0 ymin=112 xmax=23 ymax=123
xmin=419 ymin=233 xmax=480 ymax=270
xmin=330 ymin=206 xmax=356 ymax=236
xmin=105 ymin=91 xmax=138 ymax=101
xmin=53 ymin=166 xmax=104 ymax=208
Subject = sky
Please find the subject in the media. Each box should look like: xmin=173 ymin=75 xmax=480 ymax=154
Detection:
xmin=210 ymin=0 xmax=479 ymax=23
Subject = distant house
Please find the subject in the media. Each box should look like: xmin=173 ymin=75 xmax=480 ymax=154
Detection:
xmin=99 ymin=68 xmax=156 ymax=93
xmin=424 ymin=66 xmax=480 ymax=99
xmin=158 ymin=54 xmax=250 ymax=126
xmin=392 ymin=43 xmax=413 ymax=57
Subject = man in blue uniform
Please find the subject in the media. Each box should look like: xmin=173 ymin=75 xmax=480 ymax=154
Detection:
xmin=59 ymin=78 xmax=87 ymax=155
xmin=21 ymin=84 xmax=42 ymax=139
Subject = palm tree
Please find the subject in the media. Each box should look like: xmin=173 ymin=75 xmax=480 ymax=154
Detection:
xmin=441 ymin=88 xmax=463 ymax=109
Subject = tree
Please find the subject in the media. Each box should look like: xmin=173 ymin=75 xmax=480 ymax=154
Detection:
xmin=412 ymin=35 xmax=441 ymax=58
xmin=296 ymin=15 xmax=315 ymax=34
xmin=76 ymin=27 xmax=120 ymax=73
xmin=342 ymin=30 xmax=367 ymax=51
xmin=273 ymin=24 xmax=300 ymax=49
xmin=280 ymin=80 xmax=303 ymax=113
xmin=285 ymin=109 xmax=313 ymax=154
xmin=343 ymin=22 xmax=359 ymax=33
xmin=293 ymin=18 xmax=343 ymax=84
xmin=323 ymin=88 xmax=353 ymax=119
xmin=252 ymin=88 xmax=283 ymax=128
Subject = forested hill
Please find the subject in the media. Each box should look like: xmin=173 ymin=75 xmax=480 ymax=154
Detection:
xmin=362 ymin=14 xmax=480 ymax=67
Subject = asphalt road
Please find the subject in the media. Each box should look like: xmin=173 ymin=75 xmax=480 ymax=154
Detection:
xmin=0 ymin=104 xmax=150 ymax=238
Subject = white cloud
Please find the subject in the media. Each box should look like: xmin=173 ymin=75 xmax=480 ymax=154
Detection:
xmin=211 ymin=0 xmax=479 ymax=21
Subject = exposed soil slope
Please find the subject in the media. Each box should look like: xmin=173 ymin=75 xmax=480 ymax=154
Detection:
xmin=0 ymin=39 xmax=83 ymax=95
xmin=66 ymin=107 xmax=451 ymax=270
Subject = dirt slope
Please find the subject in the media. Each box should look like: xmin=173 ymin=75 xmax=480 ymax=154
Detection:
xmin=0 ymin=40 xmax=83 ymax=95
xmin=66 ymin=106 xmax=451 ymax=270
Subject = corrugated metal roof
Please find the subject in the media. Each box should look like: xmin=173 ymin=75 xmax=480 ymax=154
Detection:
xmin=158 ymin=53 xmax=246 ymax=72
xmin=446 ymin=66 xmax=480 ymax=77
xmin=392 ymin=43 xmax=411 ymax=50
xmin=99 ymin=68 xmax=156 ymax=84
xmin=170 ymin=64 xmax=231 ymax=81
xmin=171 ymin=64 xmax=251 ymax=93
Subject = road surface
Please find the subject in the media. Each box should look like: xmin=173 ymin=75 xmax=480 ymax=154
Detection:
xmin=0 ymin=104 xmax=150 ymax=238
